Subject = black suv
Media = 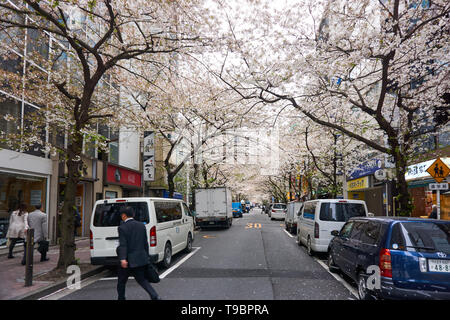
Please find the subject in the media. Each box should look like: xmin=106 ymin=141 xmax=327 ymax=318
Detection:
xmin=327 ymin=217 xmax=450 ymax=300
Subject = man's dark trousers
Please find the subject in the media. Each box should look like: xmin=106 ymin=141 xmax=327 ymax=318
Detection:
xmin=117 ymin=265 xmax=159 ymax=300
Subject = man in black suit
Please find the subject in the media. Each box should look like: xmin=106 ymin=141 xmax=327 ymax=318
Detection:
xmin=116 ymin=207 xmax=161 ymax=300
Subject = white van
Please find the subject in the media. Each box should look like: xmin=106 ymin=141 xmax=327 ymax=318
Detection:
xmin=285 ymin=201 xmax=303 ymax=234
xmin=90 ymin=197 xmax=194 ymax=268
xmin=297 ymin=199 xmax=368 ymax=255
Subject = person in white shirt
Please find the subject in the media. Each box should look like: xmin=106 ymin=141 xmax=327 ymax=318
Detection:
xmin=6 ymin=203 xmax=29 ymax=260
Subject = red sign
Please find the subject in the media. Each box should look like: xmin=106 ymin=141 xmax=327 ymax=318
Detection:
xmin=106 ymin=164 xmax=142 ymax=188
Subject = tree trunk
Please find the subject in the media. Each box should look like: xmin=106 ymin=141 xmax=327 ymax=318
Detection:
xmin=57 ymin=133 xmax=83 ymax=269
xmin=392 ymin=148 xmax=413 ymax=216
xmin=167 ymin=172 xmax=175 ymax=198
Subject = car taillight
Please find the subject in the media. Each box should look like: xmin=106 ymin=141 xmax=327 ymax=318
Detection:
xmin=90 ymin=230 xmax=93 ymax=249
xmin=150 ymin=226 xmax=157 ymax=247
xmin=272 ymin=210 xmax=275 ymax=213
xmin=379 ymin=248 xmax=392 ymax=278
xmin=314 ymin=222 xmax=319 ymax=238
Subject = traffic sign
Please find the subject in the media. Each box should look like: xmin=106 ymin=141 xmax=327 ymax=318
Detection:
xmin=426 ymin=158 xmax=450 ymax=183
xmin=429 ymin=183 xmax=449 ymax=191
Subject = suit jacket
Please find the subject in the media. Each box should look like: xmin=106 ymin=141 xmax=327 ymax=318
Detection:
xmin=116 ymin=219 xmax=150 ymax=268
xmin=27 ymin=210 xmax=48 ymax=243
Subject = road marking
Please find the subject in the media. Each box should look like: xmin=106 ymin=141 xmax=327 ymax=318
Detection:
xmin=283 ymin=229 xmax=294 ymax=238
xmin=38 ymin=270 xmax=110 ymax=300
xmin=99 ymin=247 xmax=201 ymax=281
xmin=314 ymin=257 xmax=359 ymax=299
xmin=159 ymin=247 xmax=201 ymax=279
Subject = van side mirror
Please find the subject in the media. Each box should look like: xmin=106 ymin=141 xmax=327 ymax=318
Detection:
xmin=368 ymin=212 xmax=375 ymax=217
xmin=331 ymin=230 xmax=339 ymax=237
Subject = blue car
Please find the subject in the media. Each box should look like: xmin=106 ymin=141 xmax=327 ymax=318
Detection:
xmin=232 ymin=202 xmax=243 ymax=218
xmin=327 ymin=217 xmax=450 ymax=300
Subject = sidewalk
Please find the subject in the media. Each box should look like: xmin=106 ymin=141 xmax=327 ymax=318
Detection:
xmin=0 ymin=238 xmax=104 ymax=300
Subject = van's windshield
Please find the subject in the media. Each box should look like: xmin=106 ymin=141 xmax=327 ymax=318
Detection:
xmin=319 ymin=203 xmax=366 ymax=222
xmin=93 ymin=202 xmax=149 ymax=227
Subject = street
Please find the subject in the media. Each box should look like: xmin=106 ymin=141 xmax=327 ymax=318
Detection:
xmin=42 ymin=209 xmax=356 ymax=300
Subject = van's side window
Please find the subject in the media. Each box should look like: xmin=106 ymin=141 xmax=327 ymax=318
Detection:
xmin=183 ymin=203 xmax=192 ymax=217
xmin=303 ymin=202 xmax=316 ymax=220
xmin=154 ymin=202 xmax=183 ymax=222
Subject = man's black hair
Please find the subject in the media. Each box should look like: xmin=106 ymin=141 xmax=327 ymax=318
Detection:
xmin=121 ymin=207 xmax=134 ymax=218
xmin=35 ymin=203 xmax=42 ymax=210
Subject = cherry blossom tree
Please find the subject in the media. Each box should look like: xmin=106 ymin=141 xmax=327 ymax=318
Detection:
xmin=213 ymin=0 xmax=450 ymax=216
xmin=0 ymin=0 xmax=212 ymax=268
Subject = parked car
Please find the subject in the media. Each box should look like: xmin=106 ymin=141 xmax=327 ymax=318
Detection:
xmin=297 ymin=199 xmax=368 ymax=255
xmin=232 ymin=202 xmax=243 ymax=218
xmin=327 ymin=217 xmax=450 ymax=300
xmin=285 ymin=201 xmax=303 ymax=234
xmin=90 ymin=197 xmax=195 ymax=269
xmin=270 ymin=203 xmax=287 ymax=220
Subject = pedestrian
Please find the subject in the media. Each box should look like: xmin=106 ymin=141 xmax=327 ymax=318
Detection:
xmin=428 ymin=205 xmax=438 ymax=219
xmin=116 ymin=207 xmax=161 ymax=300
xmin=6 ymin=203 xmax=29 ymax=261
xmin=26 ymin=203 xmax=49 ymax=263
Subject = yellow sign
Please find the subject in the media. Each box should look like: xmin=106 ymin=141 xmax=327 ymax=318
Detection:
xmin=347 ymin=176 xmax=369 ymax=191
xmin=426 ymin=158 xmax=450 ymax=183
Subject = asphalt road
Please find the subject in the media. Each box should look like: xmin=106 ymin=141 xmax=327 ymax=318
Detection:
xmin=43 ymin=209 xmax=357 ymax=300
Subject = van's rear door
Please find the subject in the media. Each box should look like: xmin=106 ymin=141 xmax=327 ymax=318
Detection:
xmin=90 ymin=200 xmax=150 ymax=259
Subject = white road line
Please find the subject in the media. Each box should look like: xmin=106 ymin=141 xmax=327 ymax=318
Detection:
xmin=100 ymin=247 xmax=201 ymax=281
xmin=159 ymin=247 xmax=201 ymax=279
xmin=283 ymin=229 xmax=294 ymax=238
xmin=314 ymin=258 xmax=359 ymax=299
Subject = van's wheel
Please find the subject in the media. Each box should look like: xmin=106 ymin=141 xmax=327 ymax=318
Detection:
xmin=307 ymin=237 xmax=314 ymax=256
xmin=161 ymin=242 xmax=172 ymax=268
xmin=184 ymin=233 xmax=193 ymax=253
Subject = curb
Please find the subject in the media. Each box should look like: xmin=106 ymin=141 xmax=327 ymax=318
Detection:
xmin=14 ymin=265 xmax=107 ymax=300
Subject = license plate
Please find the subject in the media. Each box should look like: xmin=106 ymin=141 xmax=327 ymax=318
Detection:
xmin=209 ymin=222 xmax=215 ymax=225
xmin=428 ymin=259 xmax=450 ymax=273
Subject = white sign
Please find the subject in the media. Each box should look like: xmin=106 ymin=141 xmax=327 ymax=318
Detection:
xmin=143 ymin=131 xmax=155 ymax=156
xmin=374 ymin=169 xmax=387 ymax=181
xmin=406 ymin=157 xmax=450 ymax=181
xmin=143 ymin=155 xmax=155 ymax=181
xmin=143 ymin=131 xmax=155 ymax=181
xmin=429 ymin=183 xmax=449 ymax=191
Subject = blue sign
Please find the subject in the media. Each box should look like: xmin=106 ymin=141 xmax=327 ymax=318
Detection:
xmin=162 ymin=190 xmax=183 ymax=199
xmin=348 ymin=159 xmax=382 ymax=180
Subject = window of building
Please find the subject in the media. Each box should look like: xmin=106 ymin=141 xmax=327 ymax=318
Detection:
xmin=0 ymin=99 xmax=21 ymax=150
xmin=0 ymin=171 xmax=47 ymax=247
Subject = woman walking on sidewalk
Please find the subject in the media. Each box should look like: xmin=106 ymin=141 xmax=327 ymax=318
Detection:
xmin=6 ymin=203 xmax=29 ymax=260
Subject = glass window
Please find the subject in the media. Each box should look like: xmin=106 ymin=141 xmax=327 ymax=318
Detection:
xmin=23 ymin=104 xmax=46 ymax=157
xmin=340 ymin=221 xmax=354 ymax=238
xmin=27 ymin=29 xmax=49 ymax=62
xmin=0 ymin=172 xmax=47 ymax=246
xmin=273 ymin=204 xmax=286 ymax=209
xmin=400 ymin=222 xmax=450 ymax=254
xmin=319 ymin=202 xmax=366 ymax=222
xmin=183 ymin=203 xmax=192 ymax=217
xmin=360 ymin=221 xmax=381 ymax=245
xmin=0 ymin=99 xmax=21 ymax=150
xmin=154 ymin=202 xmax=182 ymax=223
xmin=93 ymin=202 xmax=149 ymax=227
xmin=349 ymin=221 xmax=366 ymax=241
xmin=303 ymin=202 xmax=316 ymax=220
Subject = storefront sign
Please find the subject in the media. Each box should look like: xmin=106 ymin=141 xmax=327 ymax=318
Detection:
xmin=347 ymin=176 xmax=369 ymax=191
xmin=143 ymin=131 xmax=155 ymax=181
xmin=348 ymin=159 xmax=382 ymax=180
xmin=406 ymin=157 xmax=450 ymax=181
xmin=106 ymin=164 xmax=142 ymax=188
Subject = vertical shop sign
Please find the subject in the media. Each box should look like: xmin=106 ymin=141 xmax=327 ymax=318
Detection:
xmin=143 ymin=131 xmax=155 ymax=181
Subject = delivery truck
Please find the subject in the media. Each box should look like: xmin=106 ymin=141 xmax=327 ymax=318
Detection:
xmin=195 ymin=187 xmax=233 ymax=229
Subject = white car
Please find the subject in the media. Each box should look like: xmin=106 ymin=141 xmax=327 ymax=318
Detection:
xmin=90 ymin=197 xmax=194 ymax=268
xmin=270 ymin=203 xmax=287 ymax=220
xmin=297 ymin=199 xmax=368 ymax=255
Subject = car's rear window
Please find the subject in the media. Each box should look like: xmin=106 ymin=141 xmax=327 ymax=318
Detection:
xmin=93 ymin=202 xmax=149 ymax=227
xmin=319 ymin=203 xmax=366 ymax=222
xmin=273 ymin=204 xmax=286 ymax=209
xmin=395 ymin=222 xmax=450 ymax=254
